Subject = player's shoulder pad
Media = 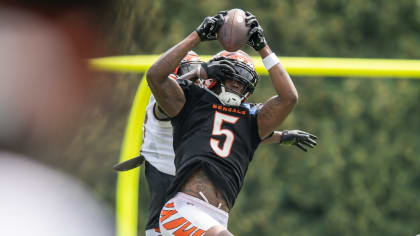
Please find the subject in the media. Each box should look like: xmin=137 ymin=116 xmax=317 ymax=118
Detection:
xmin=242 ymin=103 xmax=263 ymax=115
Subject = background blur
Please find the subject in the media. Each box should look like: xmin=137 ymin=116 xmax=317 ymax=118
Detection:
xmin=35 ymin=0 xmax=420 ymax=235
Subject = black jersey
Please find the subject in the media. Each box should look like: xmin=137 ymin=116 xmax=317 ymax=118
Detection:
xmin=167 ymin=79 xmax=261 ymax=209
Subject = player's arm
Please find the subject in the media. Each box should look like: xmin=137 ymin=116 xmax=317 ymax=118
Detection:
xmin=245 ymin=12 xmax=298 ymax=139
xmin=147 ymin=12 xmax=226 ymax=117
xmin=146 ymin=33 xmax=200 ymax=117
xmin=261 ymin=130 xmax=318 ymax=152
xmin=153 ymin=58 xmax=236 ymax=119
xmin=257 ymin=45 xmax=298 ymax=138
xmin=260 ymin=131 xmax=280 ymax=144
xmin=153 ymin=71 xmax=202 ymax=120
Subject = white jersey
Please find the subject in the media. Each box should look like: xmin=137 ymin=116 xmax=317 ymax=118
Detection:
xmin=140 ymin=95 xmax=176 ymax=176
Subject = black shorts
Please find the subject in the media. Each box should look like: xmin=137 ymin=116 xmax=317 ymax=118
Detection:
xmin=144 ymin=161 xmax=175 ymax=230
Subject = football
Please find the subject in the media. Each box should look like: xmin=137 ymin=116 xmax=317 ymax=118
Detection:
xmin=218 ymin=9 xmax=250 ymax=52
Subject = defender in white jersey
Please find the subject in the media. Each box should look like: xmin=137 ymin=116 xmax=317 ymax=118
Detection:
xmin=141 ymin=95 xmax=176 ymax=176
xmin=114 ymin=51 xmax=317 ymax=236
xmin=142 ymin=51 xmax=204 ymax=236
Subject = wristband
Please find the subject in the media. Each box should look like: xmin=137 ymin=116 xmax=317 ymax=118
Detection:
xmin=262 ymin=53 xmax=280 ymax=70
xmin=261 ymin=131 xmax=275 ymax=141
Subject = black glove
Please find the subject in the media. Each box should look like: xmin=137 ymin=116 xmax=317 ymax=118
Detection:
xmin=280 ymin=130 xmax=318 ymax=152
xmin=245 ymin=11 xmax=267 ymax=51
xmin=196 ymin=11 xmax=227 ymax=41
xmin=201 ymin=59 xmax=236 ymax=81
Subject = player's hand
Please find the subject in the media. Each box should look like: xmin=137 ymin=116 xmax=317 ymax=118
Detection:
xmin=201 ymin=59 xmax=235 ymax=81
xmin=245 ymin=11 xmax=267 ymax=51
xmin=196 ymin=11 xmax=227 ymax=41
xmin=280 ymin=130 xmax=318 ymax=152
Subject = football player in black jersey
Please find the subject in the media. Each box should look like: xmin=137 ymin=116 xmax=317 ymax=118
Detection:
xmin=114 ymin=50 xmax=316 ymax=236
xmin=146 ymin=10 xmax=300 ymax=235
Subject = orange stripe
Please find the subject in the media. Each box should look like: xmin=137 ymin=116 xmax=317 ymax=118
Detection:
xmin=163 ymin=217 xmax=187 ymax=230
xmin=192 ymin=229 xmax=205 ymax=236
xmin=174 ymin=222 xmax=197 ymax=236
xmin=160 ymin=209 xmax=177 ymax=222
xmin=154 ymin=227 xmax=161 ymax=233
xmin=165 ymin=202 xmax=175 ymax=208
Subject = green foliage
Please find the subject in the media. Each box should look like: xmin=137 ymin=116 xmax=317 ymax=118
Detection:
xmin=50 ymin=0 xmax=420 ymax=235
xmin=237 ymin=77 xmax=420 ymax=235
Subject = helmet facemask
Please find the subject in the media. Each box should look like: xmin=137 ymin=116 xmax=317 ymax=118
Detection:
xmin=172 ymin=50 xmax=205 ymax=86
xmin=178 ymin=61 xmax=202 ymax=76
xmin=173 ymin=50 xmax=203 ymax=78
xmin=208 ymin=57 xmax=259 ymax=106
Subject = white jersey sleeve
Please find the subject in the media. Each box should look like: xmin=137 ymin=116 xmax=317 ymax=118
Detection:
xmin=140 ymin=95 xmax=176 ymax=176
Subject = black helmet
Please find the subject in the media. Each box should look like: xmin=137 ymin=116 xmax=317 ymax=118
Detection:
xmin=209 ymin=50 xmax=259 ymax=100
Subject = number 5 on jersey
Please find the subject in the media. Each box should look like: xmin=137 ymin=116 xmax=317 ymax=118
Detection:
xmin=210 ymin=111 xmax=239 ymax=158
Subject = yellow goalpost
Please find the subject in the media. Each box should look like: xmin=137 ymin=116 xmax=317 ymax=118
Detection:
xmin=115 ymin=74 xmax=150 ymax=236
xmin=91 ymin=55 xmax=420 ymax=78
xmin=90 ymin=55 xmax=420 ymax=236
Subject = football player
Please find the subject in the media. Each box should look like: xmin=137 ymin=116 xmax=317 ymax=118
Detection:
xmin=146 ymin=10 xmax=302 ymax=235
xmin=115 ymin=50 xmax=316 ymax=236
xmin=143 ymin=51 xmax=204 ymax=236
